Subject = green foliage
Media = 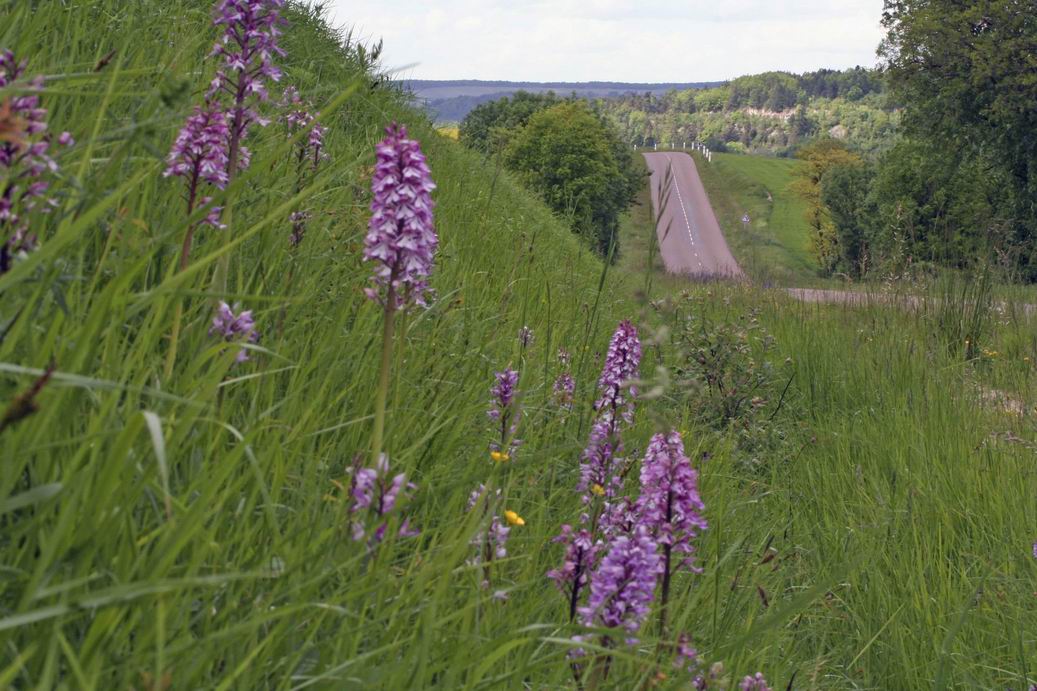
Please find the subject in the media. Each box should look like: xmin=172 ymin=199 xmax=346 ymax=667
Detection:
xmin=598 ymin=68 xmax=897 ymax=156
xmin=504 ymin=102 xmax=640 ymax=257
xmin=727 ymin=72 xmax=801 ymax=111
xmin=798 ymin=66 xmax=883 ymax=101
xmin=867 ymin=139 xmax=1002 ymax=274
xmin=880 ymin=0 xmax=1037 ymax=278
xmin=458 ymin=90 xmax=562 ymax=153
xmin=3 ymin=1 xmax=1037 ymax=688
xmin=820 ymin=162 xmax=876 ymax=277
xmin=461 ymin=97 xmax=640 ymax=259
xmin=790 ymin=140 xmax=863 ymax=274
xmin=459 ymin=93 xmax=642 ymax=257
xmin=668 ymin=301 xmax=796 ymax=473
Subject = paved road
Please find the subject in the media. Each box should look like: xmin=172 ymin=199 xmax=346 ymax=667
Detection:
xmin=787 ymin=287 xmax=1037 ymax=315
xmin=644 ymin=152 xmax=743 ymax=278
xmin=643 ymin=152 xmax=1037 ymax=317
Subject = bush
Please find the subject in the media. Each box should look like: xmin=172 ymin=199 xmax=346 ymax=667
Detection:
xmin=504 ymin=101 xmax=640 ymax=258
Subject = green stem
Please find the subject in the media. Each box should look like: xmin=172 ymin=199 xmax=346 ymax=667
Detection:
xmin=586 ymin=641 xmax=612 ymax=690
xmin=164 ymin=301 xmax=185 ymax=381
xmin=164 ymin=181 xmax=200 ymax=380
xmin=659 ymin=543 xmax=672 ymax=637
xmin=215 ymin=106 xmax=244 ymax=298
xmin=659 ymin=488 xmax=675 ymax=638
xmin=371 ymin=294 xmax=397 ymax=463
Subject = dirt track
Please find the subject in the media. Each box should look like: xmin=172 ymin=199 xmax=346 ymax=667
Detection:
xmin=644 ymin=152 xmax=743 ymax=278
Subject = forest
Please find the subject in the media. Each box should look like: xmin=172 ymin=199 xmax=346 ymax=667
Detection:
xmin=596 ymin=68 xmax=898 ymax=156
xmin=797 ymin=2 xmax=1037 ymax=281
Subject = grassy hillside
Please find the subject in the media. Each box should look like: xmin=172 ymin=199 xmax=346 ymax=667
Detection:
xmin=2 ymin=2 xmax=1037 ymax=689
xmin=0 ymin=2 xmax=635 ymax=686
xmin=689 ymin=152 xmax=817 ymax=285
xmin=631 ymin=176 xmax=1037 ymax=687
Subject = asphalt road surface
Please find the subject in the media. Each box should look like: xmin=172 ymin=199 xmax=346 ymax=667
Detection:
xmin=644 ymin=152 xmax=743 ymax=278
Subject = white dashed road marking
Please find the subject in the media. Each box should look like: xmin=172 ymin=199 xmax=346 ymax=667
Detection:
xmin=666 ymin=155 xmax=703 ymax=269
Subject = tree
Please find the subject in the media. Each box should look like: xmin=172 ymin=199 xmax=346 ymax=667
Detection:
xmin=459 ymin=91 xmax=561 ymax=154
xmin=880 ymin=0 xmax=1037 ymax=278
xmin=821 ymin=163 xmax=875 ymax=277
xmin=868 ymin=139 xmax=1002 ymax=272
xmin=788 ymin=104 xmax=816 ymax=139
xmin=504 ymin=102 xmax=640 ymax=258
xmin=791 ymin=139 xmax=863 ymax=274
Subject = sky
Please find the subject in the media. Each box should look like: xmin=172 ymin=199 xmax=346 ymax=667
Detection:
xmin=326 ymin=1 xmax=887 ymax=83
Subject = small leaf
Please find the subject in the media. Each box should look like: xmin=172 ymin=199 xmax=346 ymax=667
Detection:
xmin=142 ymin=411 xmax=172 ymax=520
xmin=0 ymin=483 xmax=62 ymax=516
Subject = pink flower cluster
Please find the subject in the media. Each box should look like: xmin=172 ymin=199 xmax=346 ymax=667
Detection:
xmin=466 ymin=484 xmax=510 ymax=581
xmin=488 ymin=367 xmax=521 ymax=453
xmin=280 ymin=86 xmax=328 ymax=171
xmin=552 ymin=348 xmax=575 ymax=409
xmin=165 ymin=0 xmax=287 ymax=236
xmin=348 ymin=455 xmax=418 ymax=544
xmin=547 ymin=319 xmax=714 ymax=663
xmin=578 ymin=525 xmax=661 ymax=634
xmin=208 ymin=0 xmax=287 ymax=147
xmin=364 ymin=124 xmax=438 ymax=310
xmin=163 ymin=102 xmax=232 ymax=228
xmin=209 ymin=301 xmax=259 ymax=362
xmin=636 ymin=431 xmax=707 ymax=572
xmin=0 ymin=50 xmax=72 ymax=273
xmin=595 ymin=319 xmax=641 ymax=422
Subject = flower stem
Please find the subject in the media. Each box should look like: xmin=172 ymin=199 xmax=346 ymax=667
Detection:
xmin=586 ymin=640 xmax=612 ymax=690
xmin=567 ymin=548 xmax=584 ymax=622
xmin=659 ymin=488 xmax=675 ymax=637
xmin=164 ymin=180 xmax=199 ymax=380
xmin=371 ymin=294 xmax=396 ymax=463
xmin=659 ymin=543 xmax=672 ymax=637
xmin=214 ymin=104 xmax=245 ymax=297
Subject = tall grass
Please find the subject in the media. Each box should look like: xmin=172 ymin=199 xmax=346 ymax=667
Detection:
xmin=1 ymin=2 xmax=1035 ymax=689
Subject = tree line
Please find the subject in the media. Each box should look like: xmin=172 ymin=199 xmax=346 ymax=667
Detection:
xmin=798 ymin=0 xmax=1037 ymax=281
xmin=597 ymin=68 xmax=898 ymax=157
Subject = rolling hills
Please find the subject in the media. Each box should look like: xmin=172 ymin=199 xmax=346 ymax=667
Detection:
xmin=406 ymin=78 xmax=722 ymax=123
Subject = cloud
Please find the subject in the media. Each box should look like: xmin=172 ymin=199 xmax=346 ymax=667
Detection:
xmin=327 ymin=1 xmax=885 ymax=82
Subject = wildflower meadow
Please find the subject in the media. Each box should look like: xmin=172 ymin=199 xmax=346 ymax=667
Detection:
xmin=1 ymin=1 xmax=1036 ymax=689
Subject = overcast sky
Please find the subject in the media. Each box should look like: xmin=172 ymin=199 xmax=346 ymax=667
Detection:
xmin=326 ymin=1 xmax=886 ymax=83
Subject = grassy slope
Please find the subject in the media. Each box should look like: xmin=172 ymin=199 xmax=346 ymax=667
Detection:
xmin=2 ymin=2 xmax=1036 ymax=689
xmin=689 ymin=151 xmax=817 ymax=286
xmin=618 ymin=155 xmax=1037 ymax=689
xmin=0 ymin=2 xmax=635 ymax=687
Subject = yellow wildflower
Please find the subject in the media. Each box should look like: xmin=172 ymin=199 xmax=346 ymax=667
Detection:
xmin=590 ymin=484 xmax=605 ymax=497
xmin=490 ymin=451 xmax=510 ymax=463
xmin=503 ymin=510 xmax=525 ymax=526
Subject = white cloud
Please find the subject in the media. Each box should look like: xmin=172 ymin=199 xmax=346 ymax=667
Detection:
xmin=327 ymin=1 xmax=885 ymax=82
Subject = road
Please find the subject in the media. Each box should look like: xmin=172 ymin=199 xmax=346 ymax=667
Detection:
xmin=643 ymin=152 xmax=1037 ymax=317
xmin=644 ymin=152 xmax=743 ymax=278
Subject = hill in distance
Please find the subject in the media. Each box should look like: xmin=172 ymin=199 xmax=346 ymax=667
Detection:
xmin=406 ymin=79 xmax=724 ymax=123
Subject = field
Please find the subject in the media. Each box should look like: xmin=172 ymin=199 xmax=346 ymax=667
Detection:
xmin=691 ymin=151 xmax=819 ymax=286
xmin=435 ymin=125 xmax=460 ymax=140
xmin=2 ymin=2 xmax=1037 ymax=689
